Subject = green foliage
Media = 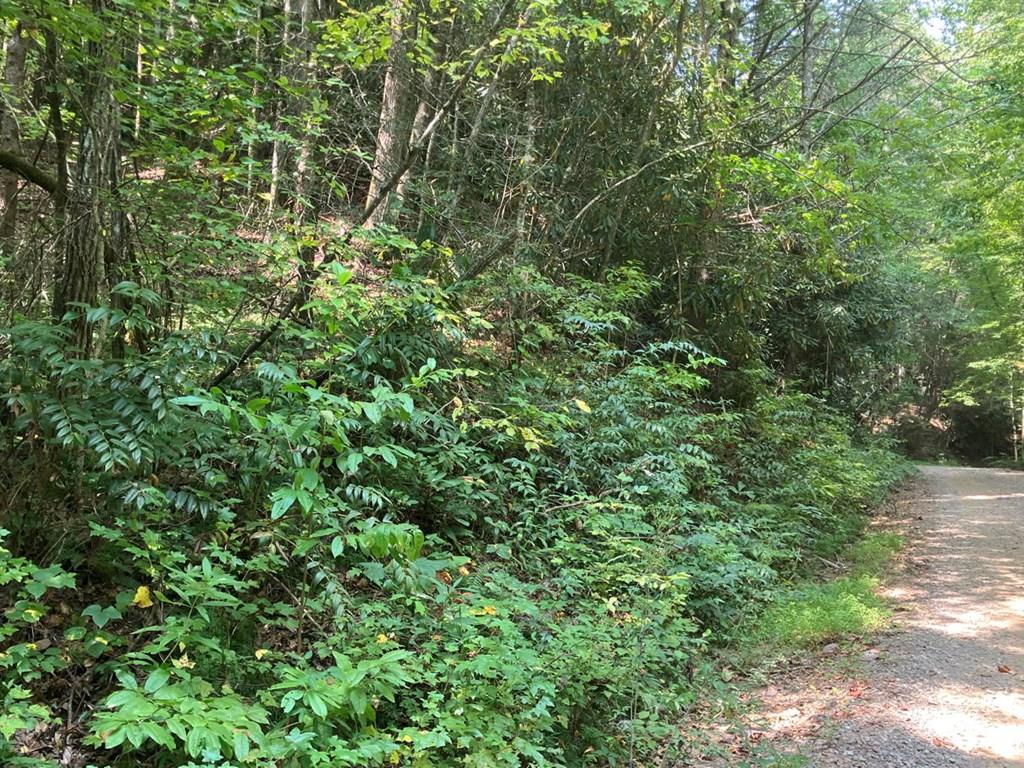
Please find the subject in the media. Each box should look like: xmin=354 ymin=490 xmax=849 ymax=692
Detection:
xmin=737 ymin=530 xmax=902 ymax=656
xmin=0 ymin=0 xmax=944 ymax=760
xmin=754 ymin=576 xmax=890 ymax=649
xmin=0 ymin=260 xmax=910 ymax=766
xmin=0 ymin=532 xmax=74 ymax=756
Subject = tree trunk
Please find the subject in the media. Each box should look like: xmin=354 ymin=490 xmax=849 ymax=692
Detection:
xmin=513 ymin=89 xmax=536 ymax=252
xmin=800 ymin=0 xmax=815 ymax=151
xmin=394 ymin=77 xmax=432 ymax=207
xmin=715 ymin=0 xmax=740 ymax=91
xmin=365 ymin=0 xmax=416 ymax=228
xmin=53 ymin=29 xmax=121 ymax=357
xmin=0 ymin=23 xmax=29 ymax=243
xmin=43 ymin=28 xmax=69 ymax=319
xmin=267 ymin=0 xmax=295 ymax=220
xmin=292 ymin=0 xmax=323 ymax=323
xmin=293 ymin=0 xmax=318 ymax=216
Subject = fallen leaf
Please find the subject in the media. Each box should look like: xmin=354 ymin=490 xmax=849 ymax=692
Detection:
xmin=998 ymin=664 xmax=1013 ymax=674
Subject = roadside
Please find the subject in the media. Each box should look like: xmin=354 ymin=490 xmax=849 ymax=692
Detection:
xmin=717 ymin=465 xmax=1024 ymax=767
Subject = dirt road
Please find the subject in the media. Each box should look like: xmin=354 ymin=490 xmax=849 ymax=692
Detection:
xmin=789 ymin=465 xmax=1024 ymax=767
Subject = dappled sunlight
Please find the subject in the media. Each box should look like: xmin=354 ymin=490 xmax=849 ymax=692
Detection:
xmin=899 ymin=685 xmax=1024 ymax=761
xmin=783 ymin=466 xmax=1024 ymax=766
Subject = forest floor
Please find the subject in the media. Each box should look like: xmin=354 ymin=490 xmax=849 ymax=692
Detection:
xmin=736 ymin=465 xmax=1024 ymax=767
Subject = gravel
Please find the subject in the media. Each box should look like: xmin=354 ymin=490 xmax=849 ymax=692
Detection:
xmin=798 ymin=465 xmax=1024 ymax=767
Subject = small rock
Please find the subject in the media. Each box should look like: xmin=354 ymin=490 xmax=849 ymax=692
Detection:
xmin=862 ymin=648 xmax=881 ymax=661
xmin=822 ymin=643 xmax=840 ymax=656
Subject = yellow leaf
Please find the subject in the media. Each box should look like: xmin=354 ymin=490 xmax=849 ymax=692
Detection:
xmin=574 ymin=399 xmax=592 ymax=414
xmin=132 ymin=585 xmax=154 ymax=608
xmin=172 ymin=653 xmax=195 ymax=669
xmin=254 ymin=648 xmax=270 ymax=660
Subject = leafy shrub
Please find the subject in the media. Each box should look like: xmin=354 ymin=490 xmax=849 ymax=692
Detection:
xmin=0 ymin=263 xmax=909 ymax=767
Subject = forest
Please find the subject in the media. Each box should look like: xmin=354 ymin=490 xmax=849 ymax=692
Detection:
xmin=0 ymin=0 xmax=1020 ymax=765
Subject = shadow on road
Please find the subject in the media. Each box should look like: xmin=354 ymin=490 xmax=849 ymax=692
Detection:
xmin=768 ymin=466 xmax=1024 ymax=767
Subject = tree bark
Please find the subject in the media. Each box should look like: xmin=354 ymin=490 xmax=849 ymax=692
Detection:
xmin=365 ymin=0 xmax=416 ymax=228
xmin=267 ymin=0 xmax=295 ymax=219
xmin=0 ymin=23 xmax=29 ymax=242
xmin=292 ymin=0 xmax=318 ymax=216
xmin=53 ymin=12 xmax=122 ymax=356
xmin=800 ymin=0 xmax=815 ymax=151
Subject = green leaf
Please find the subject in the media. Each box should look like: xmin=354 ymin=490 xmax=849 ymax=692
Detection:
xmin=143 ymin=668 xmax=170 ymax=693
xmin=305 ymin=691 xmax=328 ymax=718
xmin=271 ymin=488 xmax=297 ymax=520
xmin=233 ymin=731 xmax=251 ymax=760
xmin=83 ymin=604 xmax=122 ymax=629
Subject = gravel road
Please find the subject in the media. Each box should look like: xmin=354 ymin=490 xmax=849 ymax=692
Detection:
xmin=798 ymin=465 xmax=1024 ymax=767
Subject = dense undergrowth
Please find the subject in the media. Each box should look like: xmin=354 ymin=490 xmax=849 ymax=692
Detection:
xmin=1 ymin=0 xmax=1019 ymax=762
xmin=0 ymin=261 xmax=910 ymax=767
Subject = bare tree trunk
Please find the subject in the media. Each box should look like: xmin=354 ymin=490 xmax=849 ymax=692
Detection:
xmin=800 ymin=0 xmax=815 ymax=151
xmin=267 ymin=0 xmax=295 ymax=220
xmin=293 ymin=0 xmax=317 ymax=214
xmin=365 ymin=0 xmax=415 ymax=228
xmin=134 ymin=24 xmax=144 ymax=141
xmin=394 ymin=76 xmax=432 ymax=205
xmin=716 ymin=0 xmax=740 ymax=90
xmin=43 ymin=28 xmax=68 ymax=318
xmin=53 ymin=23 xmax=122 ymax=357
xmin=0 ymin=23 xmax=29 ymax=243
xmin=292 ymin=0 xmax=323 ymax=323
xmin=513 ymin=89 xmax=535 ymax=250
xmin=247 ymin=3 xmax=264 ymax=197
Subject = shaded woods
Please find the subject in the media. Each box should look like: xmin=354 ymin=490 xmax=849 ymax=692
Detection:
xmin=0 ymin=0 xmax=1020 ymax=765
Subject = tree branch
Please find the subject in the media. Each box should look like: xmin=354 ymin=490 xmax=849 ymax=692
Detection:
xmin=0 ymin=150 xmax=57 ymax=194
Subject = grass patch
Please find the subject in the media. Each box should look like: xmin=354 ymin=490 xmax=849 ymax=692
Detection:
xmin=847 ymin=531 xmax=903 ymax=575
xmin=762 ymin=756 xmax=809 ymax=768
xmin=743 ymin=529 xmax=904 ymax=652
xmin=756 ymin=575 xmax=890 ymax=648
